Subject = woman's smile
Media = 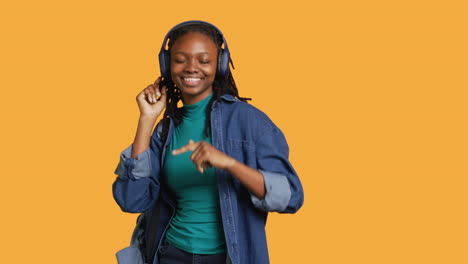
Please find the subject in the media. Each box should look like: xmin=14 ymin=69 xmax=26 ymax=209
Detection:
xmin=180 ymin=76 xmax=204 ymax=87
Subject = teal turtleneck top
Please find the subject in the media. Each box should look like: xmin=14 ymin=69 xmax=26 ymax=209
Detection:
xmin=162 ymin=93 xmax=226 ymax=254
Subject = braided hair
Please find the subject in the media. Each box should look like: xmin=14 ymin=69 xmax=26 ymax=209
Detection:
xmin=160 ymin=23 xmax=251 ymax=143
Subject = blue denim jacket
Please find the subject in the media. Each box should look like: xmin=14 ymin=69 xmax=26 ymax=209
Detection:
xmin=112 ymin=94 xmax=304 ymax=264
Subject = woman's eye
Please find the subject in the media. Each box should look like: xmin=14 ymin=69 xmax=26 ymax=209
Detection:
xmin=174 ymin=60 xmax=185 ymax=63
xmin=200 ymin=61 xmax=209 ymax=64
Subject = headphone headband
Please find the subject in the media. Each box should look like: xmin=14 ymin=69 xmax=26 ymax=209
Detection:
xmin=158 ymin=20 xmax=231 ymax=78
xmin=159 ymin=20 xmax=229 ymax=53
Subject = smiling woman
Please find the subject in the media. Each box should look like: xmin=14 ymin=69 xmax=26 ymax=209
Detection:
xmin=112 ymin=20 xmax=304 ymax=264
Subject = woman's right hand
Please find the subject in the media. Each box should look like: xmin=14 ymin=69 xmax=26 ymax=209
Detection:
xmin=136 ymin=77 xmax=167 ymax=119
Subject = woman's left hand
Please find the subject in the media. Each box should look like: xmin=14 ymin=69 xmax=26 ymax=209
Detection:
xmin=172 ymin=139 xmax=236 ymax=173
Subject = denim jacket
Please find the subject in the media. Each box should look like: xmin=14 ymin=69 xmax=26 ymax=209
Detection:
xmin=112 ymin=94 xmax=304 ymax=264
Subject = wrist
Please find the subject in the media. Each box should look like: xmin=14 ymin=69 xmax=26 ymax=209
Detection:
xmin=139 ymin=114 xmax=158 ymax=122
xmin=225 ymin=157 xmax=238 ymax=171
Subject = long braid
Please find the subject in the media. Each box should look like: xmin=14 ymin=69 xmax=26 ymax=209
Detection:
xmin=160 ymin=24 xmax=251 ymax=143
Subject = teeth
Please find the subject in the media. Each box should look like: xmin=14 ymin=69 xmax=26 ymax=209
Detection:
xmin=183 ymin=78 xmax=201 ymax=81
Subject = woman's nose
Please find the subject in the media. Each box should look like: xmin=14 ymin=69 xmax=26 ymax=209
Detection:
xmin=184 ymin=59 xmax=199 ymax=73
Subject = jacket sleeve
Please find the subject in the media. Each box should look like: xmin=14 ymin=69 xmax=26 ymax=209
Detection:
xmin=112 ymin=122 xmax=164 ymax=213
xmin=249 ymin=119 xmax=304 ymax=213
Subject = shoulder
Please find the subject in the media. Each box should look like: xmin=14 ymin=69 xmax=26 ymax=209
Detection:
xmin=218 ymin=94 xmax=279 ymax=135
xmin=220 ymin=94 xmax=271 ymax=119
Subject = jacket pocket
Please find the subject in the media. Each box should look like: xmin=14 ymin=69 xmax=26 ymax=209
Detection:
xmin=228 ymin=139 xmax=256 ymax=165
xmin=229 ymin=139 xmax=255 ymax=152
xmin=227 ymin=139 xmax=257 ymax=192
xmin=115 ymin=246 xmax=145 ymax=264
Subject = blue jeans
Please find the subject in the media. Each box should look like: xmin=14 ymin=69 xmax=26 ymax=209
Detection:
xmin=158 ymin=239 xmax=228 ymax=264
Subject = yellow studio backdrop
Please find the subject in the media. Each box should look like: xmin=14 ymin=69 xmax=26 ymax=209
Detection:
xmin=0 ymin=0 xmax=467 ymax=263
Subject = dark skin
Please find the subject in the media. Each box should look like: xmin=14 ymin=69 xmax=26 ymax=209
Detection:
xmin=132 ymin=32 xmax=266 ymax=199
xmin=170 ymin=32 xmax=217 ymax=105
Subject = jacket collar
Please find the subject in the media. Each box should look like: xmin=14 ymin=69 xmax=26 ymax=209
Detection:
xmin=220 ymin=94 xmax=237 ymax=102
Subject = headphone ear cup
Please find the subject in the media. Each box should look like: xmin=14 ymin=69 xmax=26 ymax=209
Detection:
xmin=159 ymin=50 xmax=170 ymax=78
xmin=218 ymin=49 xmax=230 ymax=78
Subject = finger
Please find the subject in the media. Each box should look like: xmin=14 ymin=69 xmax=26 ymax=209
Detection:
xmin=190 ymin=145 xmax=203 ymax=163
xmin=197 ymin=156 xmax=213 ymax=173
xmin=193 ymin=155 xmax=205 ymax=174
xmin=150 ymin=84 xmax=161 ymax=98
xmin=146 ymin=86 xmax=157 ymax=103
xmin=204 ymin=161 xmax=213 ymax=168
xmin=187 ymin=143 xmax=205 ymax=173
xmin=152 ymin=77 xmax=162 ymax=97
xmin=159 ymin=86 xmax=167 ymax=102
xmin=155 ymin=88 xmax=161 ymax=98
xmin=188 ymin=140 xmax=202 ymax=158
xmin=143 ymin=89 xmax=153 ymax=104
xmin=159 ymin=85 xmax=166 ymax=97
xmin=190 ymin=153 xmax=204 ymax=173
xmin=193 ymin=151 xmax=214 ymax=172
xmin=148 ymin=85 xmax=159 ymax=103
xmin=191 ymin=141 xmax=211 ymax=161
xmin=192 ymin=142 xmax=215 ymax=172
xmin=152 ymin=90 xmax=157 ymax=103
xmin=145 ymin=87 xmax=153 ymax=104
xmin=172 ymin=139 xmax=197 ymax=155
xmin=153 ymin=76 xmax=161 ymax=86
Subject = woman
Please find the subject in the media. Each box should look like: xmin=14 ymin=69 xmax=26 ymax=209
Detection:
xmin=113 ymin=21 xmax=304 ymax=264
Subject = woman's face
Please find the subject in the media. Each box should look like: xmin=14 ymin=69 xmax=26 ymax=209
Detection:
xmin=170 ymin=31 xmax=218 ymax=105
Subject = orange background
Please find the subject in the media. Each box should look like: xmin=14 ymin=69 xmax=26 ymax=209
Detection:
xmin=1 ymin=0 xmax=467 ymax=263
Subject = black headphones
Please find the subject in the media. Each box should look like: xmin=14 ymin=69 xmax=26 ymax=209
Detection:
xmin=158 ymin=20 xmax=231 ymax=79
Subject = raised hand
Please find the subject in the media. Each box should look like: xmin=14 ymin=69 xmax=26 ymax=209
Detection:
xmin=136 ymin=77 xmax=167 ymax=119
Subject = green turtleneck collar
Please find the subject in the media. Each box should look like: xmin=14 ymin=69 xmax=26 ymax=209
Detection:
xmin=182 ymin=93 xmax=213 ymax=120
